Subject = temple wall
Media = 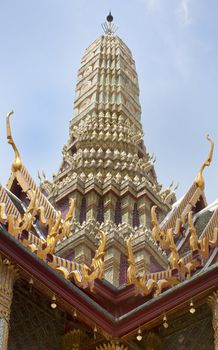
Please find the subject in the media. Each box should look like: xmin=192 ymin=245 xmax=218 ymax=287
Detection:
xmin=159 ymin=304 xmax=214 ymax=350
xmin=8 ymin=279 xmax=65 ymax=350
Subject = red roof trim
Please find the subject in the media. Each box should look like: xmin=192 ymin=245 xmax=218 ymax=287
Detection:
xmin=0 ymin=226 xmax=217 ymax=337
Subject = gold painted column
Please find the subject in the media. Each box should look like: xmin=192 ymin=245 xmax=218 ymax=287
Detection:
xmin=0 ymin=256 xmax=18 ymax=350
xmin=62 ymin=329 xmax=81 ymax=350
xmin=96 ymin=341 xmax=128 ymax=350
xmin=208 ymin=290 xmax=218 ymax=350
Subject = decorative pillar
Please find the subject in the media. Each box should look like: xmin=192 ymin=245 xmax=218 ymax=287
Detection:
xmin=144 ymin=199 xmax=152 ymax=229
xmin=104 ymin=247 xmax=121 ymax=287
xmin=104 ymin=193 xmax=116 ymax=223
xmin=121 ymin=195 xmax=134 ymax=226
xmin=74 ymin=244 xmax=92 ymax=266
xmin=0 ymin=256 xmax=18 ymax=350
xmin=74 ymin=191 xmax=83 ymax=223
xmin=138 ymin=197 xmax=146 ymax=227
xmin=208 ymin=290 xmax=218 ymax=350
xmin=134 ymin=249 xmax=150 ymax=275
xmin=86 ymin=191 xmax=99 ymax=221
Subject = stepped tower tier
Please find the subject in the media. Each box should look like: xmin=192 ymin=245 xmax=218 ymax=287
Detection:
xmin=43 ymin=15 xmax=176 ymax=287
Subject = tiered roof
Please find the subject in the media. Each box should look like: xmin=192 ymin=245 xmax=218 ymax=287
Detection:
xmin=1 ymin=108 xmax=217 ymax=342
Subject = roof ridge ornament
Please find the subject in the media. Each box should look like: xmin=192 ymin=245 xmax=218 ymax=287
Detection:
xmin=195 ymin=134 xmax=214 ymax=190
xmin=101 ymin=11 xmax=118 ymax=36
xmin=6 ymin=111 xmax=22 ymax=171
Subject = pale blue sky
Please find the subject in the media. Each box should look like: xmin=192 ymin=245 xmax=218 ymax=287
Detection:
xmin=0 ymin=0 xmax=217 ymax=204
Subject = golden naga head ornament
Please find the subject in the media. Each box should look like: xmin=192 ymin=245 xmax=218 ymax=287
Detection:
xmin=6 ymin=110 xmax=22 ymax=171
xmin=195 ymin=134 xmax=214 ymax=191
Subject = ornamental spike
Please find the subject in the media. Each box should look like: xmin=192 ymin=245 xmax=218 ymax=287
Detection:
xmin=6 ymin=111 xmax=22 ymax=171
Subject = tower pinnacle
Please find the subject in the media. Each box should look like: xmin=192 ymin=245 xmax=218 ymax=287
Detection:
xmin=102 ymin=11 xmax=118 ymax=35
xmin=106 ymin=11 xmax=113 ymax=23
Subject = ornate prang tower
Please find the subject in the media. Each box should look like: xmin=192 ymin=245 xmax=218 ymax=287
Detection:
xmin=43 ymin=14 xmax=176 ymax=287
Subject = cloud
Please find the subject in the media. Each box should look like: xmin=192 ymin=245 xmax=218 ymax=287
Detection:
xmin=180 ymin=0 xmax=190 ymax=23
xmin=146 ymin=0 xmax=158 ymax=11
xmin=140 ymin=0 xmax=191 ymax=23
xmin=139 ymin=0 xmax=160 ymax=12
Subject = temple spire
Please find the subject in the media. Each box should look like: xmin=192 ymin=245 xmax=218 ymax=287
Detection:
xmin=50 ymin=24 xmax=172 ymax=287
xmin=101 ymin=11 xmax=118 ymax=35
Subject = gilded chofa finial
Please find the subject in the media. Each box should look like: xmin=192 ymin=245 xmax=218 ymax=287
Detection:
xmin=195 ymin=135 xmax=214 ymax=190
xmin=6 ymin=111 xmax=22 ymax=171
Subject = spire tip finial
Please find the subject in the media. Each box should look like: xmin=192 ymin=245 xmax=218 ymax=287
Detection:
xmin=102 ymin=11 xmax=118 ymax=36
xmin=106 ymin=11 xmax=113 ymax=23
